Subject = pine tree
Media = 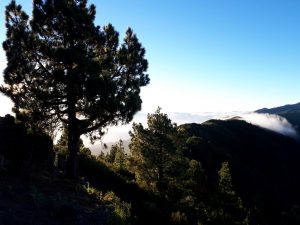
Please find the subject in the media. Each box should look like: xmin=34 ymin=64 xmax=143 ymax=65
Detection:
xmin=129 ymin=108 xmax=208 ymax=224
xmin=1 ymin=0 xmax=149 ymax=178
xmin=208 ymin=162 xmax=248 ymax=225
xmin=112 ymin=140 xmax=127 ymax=170
xmin=105 ymin=140 xmax=126 ymax=170
xmin=129 ymin=107 xmax=177 ymax=195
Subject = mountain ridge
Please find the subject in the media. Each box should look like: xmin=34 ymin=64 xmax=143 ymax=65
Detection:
xmin=256 ymin=102 xmax=300 ymax=114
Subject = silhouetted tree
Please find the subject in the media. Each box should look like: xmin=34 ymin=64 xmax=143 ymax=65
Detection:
xmin=1 ymin=0 xmax=149 ymax=178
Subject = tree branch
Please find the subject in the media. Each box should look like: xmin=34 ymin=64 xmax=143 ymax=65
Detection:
xmin=82 ymin=114 xmax=114 ymax=134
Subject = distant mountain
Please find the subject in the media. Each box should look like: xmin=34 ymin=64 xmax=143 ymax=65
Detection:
xmin=256 ymin=102 xmax=300 ymax=114
xmin=256 ymin=102 xmax=300 ymax=132
xmin=181 ymin=119 xmax=300 ymax=224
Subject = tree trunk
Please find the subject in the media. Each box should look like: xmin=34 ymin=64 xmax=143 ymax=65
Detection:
xmin=66 ymin=68 xmax=80 ymax=179
xmin=66 ymin=61 xmax=80 ymax=179
xmin=66 ymin=120 xmax=80 ymax=179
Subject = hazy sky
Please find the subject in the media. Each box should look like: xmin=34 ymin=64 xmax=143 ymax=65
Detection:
xmin=0 ymin=0 xmax=300 ymax=115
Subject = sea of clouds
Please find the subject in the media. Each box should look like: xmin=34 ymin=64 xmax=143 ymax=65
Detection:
xmin=86 ymin=111 xmax=299 ymax=154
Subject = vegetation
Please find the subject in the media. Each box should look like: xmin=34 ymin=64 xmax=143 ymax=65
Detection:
xmin=0 ymin=114 xmax=53 ymax=170
xmin=181 ymin=119 xmax=300 ymax=225
xmin=129 ymin=107 xmax=179 ymax=194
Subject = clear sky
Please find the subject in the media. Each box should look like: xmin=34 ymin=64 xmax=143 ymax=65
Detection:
xmin=0 ymin=0 xmax=300 ymax=116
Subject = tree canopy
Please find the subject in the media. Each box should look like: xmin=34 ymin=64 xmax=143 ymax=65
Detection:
xmin=1 ymin=0 xmax=149 ymax=177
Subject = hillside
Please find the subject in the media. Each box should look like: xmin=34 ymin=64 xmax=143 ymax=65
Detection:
xmin=181 ymin=119 xmax=300 ymax=224
xmin=0 ymin=115 xmax=134 ymax=225
xmin=89 ymin=115 xmax=300 ymax=223
xmin=0 ymin=172 xmax=112 ymax=225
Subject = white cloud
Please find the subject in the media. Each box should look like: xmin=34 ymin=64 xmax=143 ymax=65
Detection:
xmin=237 ymin=112 xmax=298 ymax=139
xmin=84 ymin=111 xmax=233 ymax=146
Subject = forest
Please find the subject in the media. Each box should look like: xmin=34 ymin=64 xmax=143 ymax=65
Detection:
xmin=1 ymin=1 xmax=300 ymax=225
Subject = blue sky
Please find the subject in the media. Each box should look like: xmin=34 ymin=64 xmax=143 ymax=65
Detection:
xmin=1 ymin=0 xmax=300 ymax=116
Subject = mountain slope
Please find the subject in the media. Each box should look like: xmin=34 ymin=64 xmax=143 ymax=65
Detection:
xmin=181 ymin=119 xmax=300 ymax=224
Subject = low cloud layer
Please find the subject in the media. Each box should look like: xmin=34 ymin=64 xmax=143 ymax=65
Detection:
xmin=86 ymin=111 xmax=299 ymax=153
xmin=237 ymin=113 xmax=298 ymax=139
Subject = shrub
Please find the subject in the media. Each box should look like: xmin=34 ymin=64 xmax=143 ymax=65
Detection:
xmin=0 ymin=115 xmax=54 ymax=170
xmin=171 ymin=211 xmax=188 ymax=225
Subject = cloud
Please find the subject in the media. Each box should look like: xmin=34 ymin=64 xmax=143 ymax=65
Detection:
xmin=85 ymin=111 xmax=236 ymax=145
xmin=167 ymin=112 xmax=217 ymax=125
xmin=87 ymin=110 xmax=254 ymax=144
xmin=237 ymin=112 xmax=298 ymax=139
xmin=86 ymin=111 xmax=299 ymax=151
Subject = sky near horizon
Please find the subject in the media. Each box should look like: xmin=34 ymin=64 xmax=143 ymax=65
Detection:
xmin=0 ymin=0 xmax=300 ymax=118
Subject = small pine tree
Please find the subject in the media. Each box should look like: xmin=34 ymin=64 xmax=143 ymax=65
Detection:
xmin=105 ymin=140 xmax=127 ymax=170
xmin=113 ymin=140 xmax=127 ymax=170
xmin=129 ymin=107 xmax=177 ymax=195
xmin=207 ymin=162 xmax=248 ymax=225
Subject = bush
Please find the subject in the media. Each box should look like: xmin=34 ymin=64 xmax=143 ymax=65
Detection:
xmin=103 ymin=191 xmax=132 ymax=225
xmin=0 ymin=114 xmax=54 ymax=170
xmin=171 ymin=211 xmax=188 ymax=225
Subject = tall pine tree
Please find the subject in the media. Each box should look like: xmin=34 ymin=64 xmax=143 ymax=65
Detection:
xmin=1 ymin=0 xmax=149 ymax=177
